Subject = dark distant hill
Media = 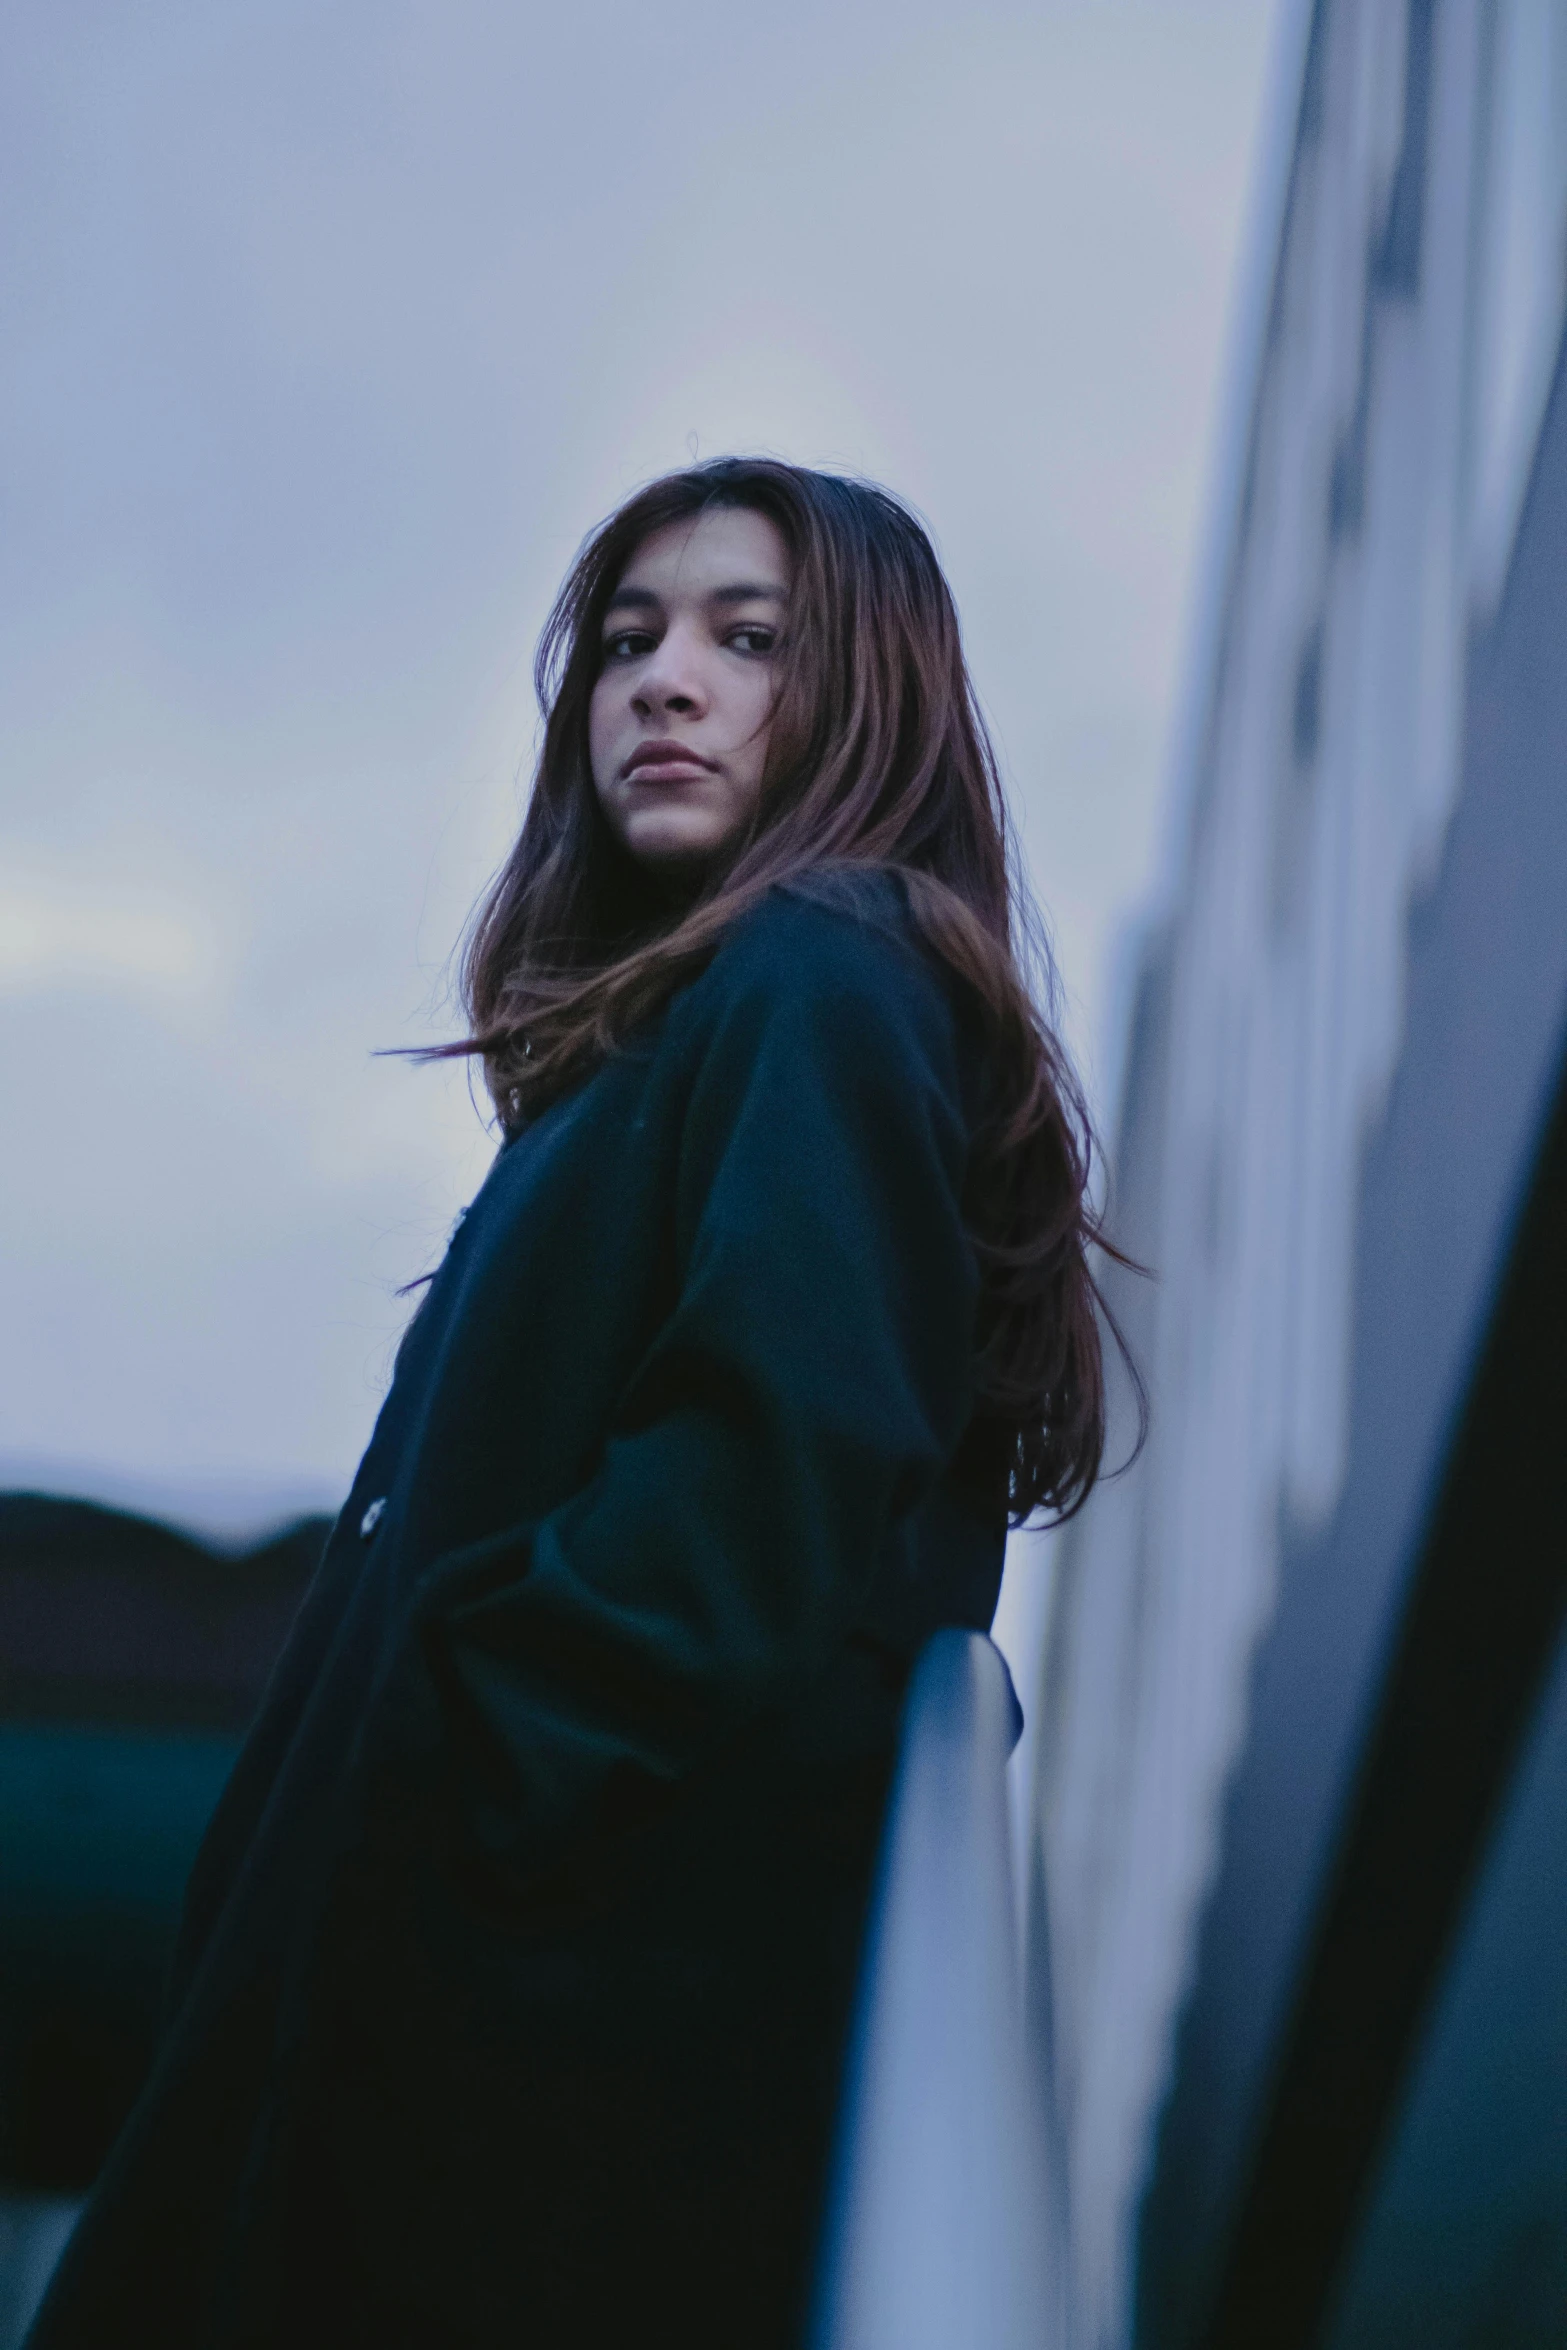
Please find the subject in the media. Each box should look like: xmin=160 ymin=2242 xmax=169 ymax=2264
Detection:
xmin=0 ymin=1493 xmax=334 ymax=1733
xmin=0 ymin=1493 xmax=336 ymax=2190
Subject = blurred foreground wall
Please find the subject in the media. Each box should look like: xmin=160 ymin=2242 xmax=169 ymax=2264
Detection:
xmin=1032 ymin=4 xmax=1567 ymax=2345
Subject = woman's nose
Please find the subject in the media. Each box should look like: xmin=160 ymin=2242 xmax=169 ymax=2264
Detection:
xmin=631 ymin=629 xmax=708 ymax=720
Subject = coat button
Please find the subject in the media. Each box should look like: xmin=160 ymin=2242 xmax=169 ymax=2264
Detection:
xmin=359 ymin=1496 xmax=386 ymax=1539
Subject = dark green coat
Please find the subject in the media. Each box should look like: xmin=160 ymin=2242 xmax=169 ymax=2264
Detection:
xmin=28 ymin=874 xmax=1007 ymax=2350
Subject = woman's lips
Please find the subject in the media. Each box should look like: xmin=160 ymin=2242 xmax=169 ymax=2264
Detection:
xmin=622 ymin=740 xmax=718 ymax=783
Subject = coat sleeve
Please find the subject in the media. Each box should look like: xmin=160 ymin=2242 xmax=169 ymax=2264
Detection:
xmin=390 ymin=906 xmax=981 ymax=1873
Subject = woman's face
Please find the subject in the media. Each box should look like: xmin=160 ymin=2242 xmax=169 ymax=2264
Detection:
xmin=589 ymin=505 xmax=791 ymax=876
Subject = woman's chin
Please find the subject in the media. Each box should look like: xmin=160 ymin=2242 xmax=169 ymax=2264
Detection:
xmin=624 ymin=813 xmax=729 ymax=876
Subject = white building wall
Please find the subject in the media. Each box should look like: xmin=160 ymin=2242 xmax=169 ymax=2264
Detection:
xmin=1029 ymin=6 xmax=1567 ymax=2345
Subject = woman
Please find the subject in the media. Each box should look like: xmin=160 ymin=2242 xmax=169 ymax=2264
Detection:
xmin=27 ymin=459 xmax=1112 ymax=2349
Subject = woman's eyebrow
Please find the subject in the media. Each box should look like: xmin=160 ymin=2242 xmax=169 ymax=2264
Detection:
xmin=603 ymin=585 xmax=661 ymax=614
xmin=603 ymin=579 xmax=789 ymax=619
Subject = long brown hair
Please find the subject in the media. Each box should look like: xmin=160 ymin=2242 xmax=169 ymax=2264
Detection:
xmin=442 ymin=457 xmax=1132 ymax=1524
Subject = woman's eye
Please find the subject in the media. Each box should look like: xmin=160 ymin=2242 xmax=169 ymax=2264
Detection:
xmin=727 ymin=626 xmax=777 ymax=655
xmin=603 ymin=630 xmax=657 ymax=661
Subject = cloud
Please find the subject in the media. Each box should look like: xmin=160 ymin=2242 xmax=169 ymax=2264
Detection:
xmin=0 ymin=0 xmax=1279 ymax=1504
xmin=0 ymin=873 xmax=223 ymax=1002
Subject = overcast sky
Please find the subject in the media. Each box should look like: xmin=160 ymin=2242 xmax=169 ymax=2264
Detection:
xmin=1 ymin=0 xmax=1280 ymax=1531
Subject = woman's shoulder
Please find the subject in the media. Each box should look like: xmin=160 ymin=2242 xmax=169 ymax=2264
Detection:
xmin=661 ymin=868 xmax=966 ymax=1110
xmin=695 ymin=868 xmax=944 ymax=1020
